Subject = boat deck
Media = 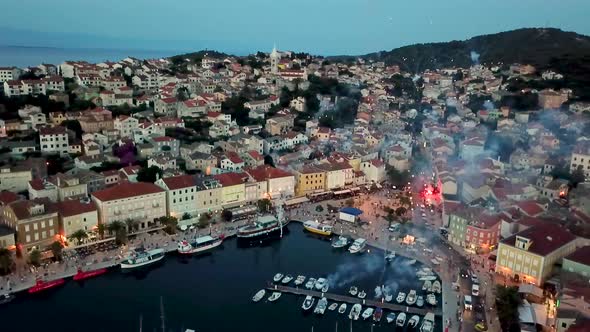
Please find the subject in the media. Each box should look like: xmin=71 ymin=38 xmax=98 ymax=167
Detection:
xmin=267 ymin=284 xmax=441 ymax=316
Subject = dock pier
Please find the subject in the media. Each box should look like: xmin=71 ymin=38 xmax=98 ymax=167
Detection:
xmin=267 ymin=284 xmax=441 ymax=316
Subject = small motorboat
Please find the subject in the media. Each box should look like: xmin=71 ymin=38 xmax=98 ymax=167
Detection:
xmin=349 ymin=286 xmax=358 ymax=296
xmin=407 ymin=259 xmax=417 ymax=265
xmin=420 ymin=312 xmax=435 ymax=332
xmin=422 ymin=280 xmax=432 ymax=291
xmin=373 ymin=307 xmax=383 ymax=322
xmin=386 ymin=312 xmax=396 ymax=323
xmin=432 ymin=280 xmax=441 ymax=294
xmin=314 ymin=278 xmax=327 ymax=290
xmin=0 ymin=293 xmax=15 ymax=305
xmin=321 ymin=284 xmax=329 ymax=293
xmin=349 ymin=304 xmax=362 ymax=320
xmin=294 ymin=275 xmax=306 ymax=285
xmin=338 ymin=303 xmax=347 ymax=314
xmin=358 ymin=290 xmax=367 ymax=299
xmin=314 ymin=297 xmax=328 ymax=314
xmin=268 ymin=292 xmax=282 ymax=302
xmin=385 ymin=293 xmax=393 ymax=302
xmin=396 ymin=292 xmax=406 ymax=303
xmin=252 ymin=289 xmax=266 ymax=302
xmin=328 ymin=303 xmax=338 ymax=311
xmin=385 ymin=252 xmax=396 ymax=262
xmin=408 ymin=315 xmax=420 ymax=328
xmin=426 ymin=294 xmax=437 ymax=306
xmin=305 ymin=278 xmax=316 ymax=289
xmin=281 ymin=274 xmax=293 ymax=284
xmin=361 ymin=307 xmax=374 ymax=320
xmin=332 ymin=235 xmax=350 ymax=248
xmin=273 ymin=273 xmax=284 ymax=282
xmin=416 ymin=295 xmax=424 ymax=307
xmin=406 ymin=290 xmax=417 ymax=305
xmin=396 ymin=312 xmax=407 ymax=327
xmin=302 ymin=296 xmax=315 ymax=310
xmin=419 ymin=276 xmax=437 ymax=281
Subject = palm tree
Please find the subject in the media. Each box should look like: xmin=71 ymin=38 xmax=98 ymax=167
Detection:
xmin=158 ymin=216 xmax=178 ymax=235
xmin=124 ymin=218 xmax=139 ymax=233
xmin=50 ymin=241 xmax=64 ymax=261
xmin=28 ymin=249 xmax=42 ymax=267
xmin=0 ymin=248 xmax=14 ymax=275
xmin=108 ymin=221 xmax=127 ymax=245
xmin=96 ymin=223 xmax=106 ymax=240
xmin=69 ymin=229 xmax=88 ymax=245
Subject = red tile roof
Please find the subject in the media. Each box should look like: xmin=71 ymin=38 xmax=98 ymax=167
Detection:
xmin=225 ymin=151 xmax=244 ymax=164
xmin=39 ymin=126 xmax=66 ymax=135
xmin=92 ymin=182 xmax=164 ymax=202
xmin=246 ymin=165 xmax=292 ymax=181
xmin=55 ymin=200 xmax=97 ymax=217
xmin=161 ymin=175 xmax=195 ymax=190
xmin=371 ymin=159 xmax=384 ymax=167
xmin=248 ymin=150 xmax=263 ymax=161
xmin=28 ymin=179 xmax=46 ymax=191
xmin=0 ymin=191 xmax=20 ymax=205
xmin=213 ymin=172 xmax=246 ymax=186
xmin=564 ymin=246 xmax=590 ymax=267
xmin=161 ymin=97 xmax=178 ymax=104
xmin=515 ymin=201 xmax=545 ymax=217
xmin=501 ymin=224 xmax=576 ymax=256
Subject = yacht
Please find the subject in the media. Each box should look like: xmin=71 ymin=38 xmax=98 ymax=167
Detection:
xmin=303 ymin=220 xmax=333 ymax=236
xmin=408 ymin=315 xmax=420 ymax=328
xmin=120 ymin=248 xmax=164 ymax=270
xmin=361 ymin=307 xmax=374 ymax=320
xmin=416 ymin=295 xmax=424 ymax=307
xmin=349 ymin=286 xmax=358 ymax=296
xmin=273 ymin=273 xmax=284 ymax=282
xmin=386 ymin=312 xmax=396 ymax=323
xmin=358 ymin=290 xmax=367 ymax=299
xmin=420 ymin=312 xmax=435 ymax=332
xmin=294 ymin=275 xmax=306 ymax=286
xmin=281 ymin=274 xmax=293 ymax=284
xmin=314 ymin=278 xmax=327 ymax=290
xmin=305 ymin=277 xmax=316 ymax=289
xmin=349 ymin=304 xmax=362 ymax=320
xmin=314 ymin=297 xmax=328 ymax=314
xmin=252 ymin=289 xmax=265 ymax=302
xmin=268 ymin=292 xmax=282 ymax=302
xmin=348 ymin=238 xmax=367 ymax=253
xmin=406 ymin=290 xmax=417 ymax=305
xmin=396 ymin=312 xmax=407 ymax=327
xmin=396 ymin=292 xmax=406 ymax=303
xmin=332 ymin=236 xmax=350 ymax=248
xmin=302 ymin=296 xmax=315 ymax=311
xmin=177 ymin=235 xmax=223 ymax=255
xmin=338 ymin=303 xmax=347 ymax=314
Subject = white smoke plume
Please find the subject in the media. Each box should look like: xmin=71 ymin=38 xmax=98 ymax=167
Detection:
xmin=470 ymin=51 xmax=480 ymax=65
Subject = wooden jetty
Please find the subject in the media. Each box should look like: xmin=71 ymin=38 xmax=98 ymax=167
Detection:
xmin=267 ymin=284 xmax=442 ymax=316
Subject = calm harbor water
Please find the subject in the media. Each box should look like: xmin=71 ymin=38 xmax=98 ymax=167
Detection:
xmin=0 ymin=223 xmax=442 ymax=332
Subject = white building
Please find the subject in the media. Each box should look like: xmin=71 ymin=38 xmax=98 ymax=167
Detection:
xmin=155 ymin=174 xmax=198 ymax=219
xmin=0 ymin=166 xmax=32 ymax=192
xmin=246 ymin=165 xmax=295 ymax=199
xmin=0 ymin=66 xmax=21 ymax=83
xmin=39 ymin=126 xmax=69 ymax=156
xmin=55 ymin=199 xmax=98 ymax=237
xmin=114 ymin=115 xmax=139 ymax=139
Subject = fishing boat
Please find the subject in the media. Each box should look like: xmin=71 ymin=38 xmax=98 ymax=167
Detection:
xmin=416 ymin=295 xmax=424 ymax=307
xmin=177 ymin=235 xmax=223 ymax=255
xmin=406 ymin=290 xmax=417 ymax=305
xmin=302 ymin=296 xmax=315 ymax=310
xmin=385 ymin=293 xmax=393 ymax=302
xmin=73 ymin=267 xmax=108 ymax=281
xmin=419 ymin=276 xmax=437 ymax=281
xmin=303 ymin=220 xmax=333 ymax=236
xmin=273 ymin=273 xmax=284 ymax=282
xmin=422 ymin=280 xmax=432 ymax=291
xmin=385 ymin=251 xmax=396 ymax=262
xmin=28 ymin=278 xmax=65 ymax=294
xmin=426 ymin=294 xmax=437 ymax=306
xmin=314 ymin=297 xmax=328 ymax=314
xmin=338 ymin=303 xmax=347 ymax=314
xmin=0 ymin=293 xmax=15 ymax=305
xmin=294 ymin=275 xmax=306 ymax=285
xmin=386 ymin=312 xmax=396 ymax=323
xmin=328 ymin=303 xmax=338 ymax=311
xmin=252 ymin=289 xmax=265 ymax=302
xmin=314 ymin=278 xmax=327 ymax=290
xmin=373 ymin=307 xmax=383 ymax=322
xmin=332 ymin=235 xmax=350 ymax=248
xmin=305 ymin=277 xmax=316 ymax=289
xmin=120 ymin=248 xmax=165 ymax=270
xmin=408 ymin=315 xmax=420 ymax=328
xmin=361 ymin=307 xmax=374 ymax=320
xmin=237 ymin=215 xmax=287 ymax=239
xmin=349 ymin=304 xmax=362 ymax=320
xmin=268 ymin=292 xmax=282 ymax=302
xmin=396 ymin=312 xmax=407 ymax=327
xmin=432 ymin=280 xmax=441 ymax=294
xmin=396 ymin=292 xmax=406 ymax=303
xmin=349 ymin=286 xmax=358 ymax=296
xmin=358 ymin=290 xmax=367 ymax=299
xmin=420 ymin=312 xmax=435 ymax=332
xmin=281 ymin=274 xmax=293 ymax=284
xmin=348 ymin=238 xmax=367 ymax=253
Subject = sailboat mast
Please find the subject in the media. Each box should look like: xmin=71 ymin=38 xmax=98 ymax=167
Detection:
xmin=160 ymin=296 xmax=165 ymax=332
xmin=139 ymin=314 xmax=143 ymax=332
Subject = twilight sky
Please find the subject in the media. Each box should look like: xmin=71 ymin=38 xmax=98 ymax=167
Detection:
xmin=2 ymin=0 xmax=589 ymax=55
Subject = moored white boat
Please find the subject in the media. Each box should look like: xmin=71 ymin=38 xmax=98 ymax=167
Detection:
xmin=396 ymin=312 xmax=407 ymax=327
xmin=332 ymin=236 xmax=350 ymax=248
xmin=281 ymin=274 xmax=293 ymax=284
xmin=349 ymin=286 xmax=358 ymax=296
xmin=348 ymin=238 xmax=367 ymax=253
xmin=268 ymin=292 xmax=282 ymax=302
xmin=314 ymin=278 xmax=327 ymax=290
xmin=349 ymin=303 xmax=362 ymax=320
xmin=422 ymin=280 xmax=432 ymax=291
xmin=396 ymin=292 xmax=406 ymax=303
xmin=361 ymin=307 xmax=374 ymax=320
xmin=419 ymin=276 xmax=437 ymax=281
xmin=358 ymin=290 xmax=367 ymax=299
xmin=408 ymin=315 xmax=420 ymax=328
xmin=420 ymin=312 xmax=435 ymax=332
xmin=406 ymin=290 xmax=417 ymax=305
xmin=328 ymin=303 xmax=338 ymax=311
xmin=305 ymin=277 xmax=316 ymax=289
xmin=252 ymin=289 xmax=265 ymax=302
xmin=385 ymin=293 xmax=393 ymax=302
xmin=416 ymin=295 xmax=424 ymax=307
xmin=120 ymin=248 xmax=165 ymax=270
xmin=432 ymin=280 xmax=441 ymax=294
xmin=338 ymin=303 xmax=347 ymax=314
xmin=407 ymin=259 xmax=417 ymax=265
xmin=386 ymin=312 xmax=396 ymax=323
xmin=426 ymin=293 xmax=437 ymax=306
xmin=237 ymin=215 xmax=286 ymax=239
xmin=294 ymin=275 xmax=306 ymax=285
xmin=321 ymin=284 xmax=329 ymax=293
xmin=273 ymin=273 xmax=284 ymax=282
xmin=302 ymin=295 xmax=315 ymax=310
xmin=177 ymin=235 xmax=223 ymax=255
xmin=385 ymin=252 xmax=396 ymax=261
xmin=314 ymin=297 xmax=328 ymax=314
